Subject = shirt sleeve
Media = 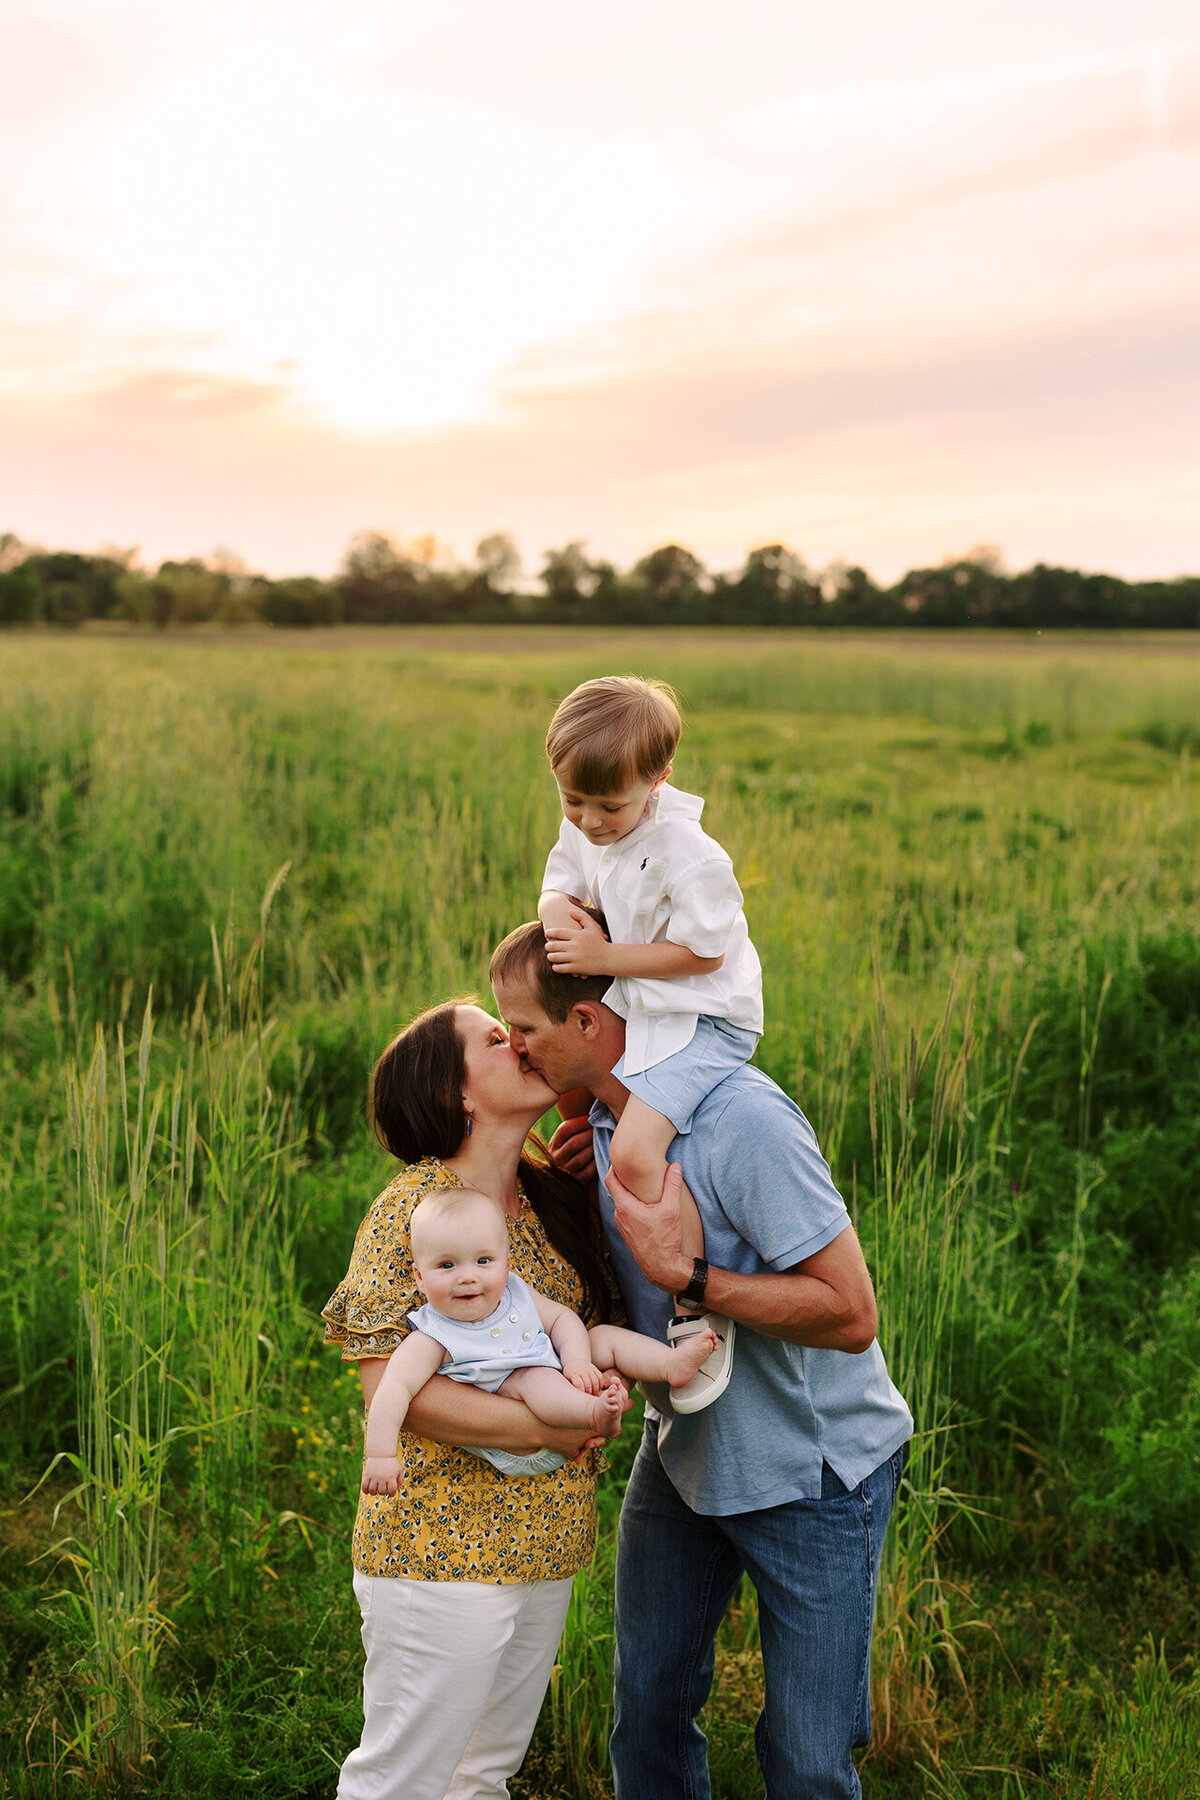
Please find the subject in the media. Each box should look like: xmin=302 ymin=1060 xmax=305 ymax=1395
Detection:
xmin=665 ymin=853 xmax=744 ymax=959
xmin=542 ymin=820 xmax=589 ymax=903
xmin=321 ymin=1176 xmax=426 ymax=1360
xmin=705 ymin=1086 xmax=850 ymax=1272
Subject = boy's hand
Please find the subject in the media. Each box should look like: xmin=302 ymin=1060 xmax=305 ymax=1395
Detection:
xmin=545 ymin=908 xmax=611 ymax=977
xmin=362 ymin=1455 xmax=404 ymax=1495
xmin=562 ymin=1358 xmax=604 ymax=1394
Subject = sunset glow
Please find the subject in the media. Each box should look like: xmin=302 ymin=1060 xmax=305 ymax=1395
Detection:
xmin=2 ymin=0 xmax=1197 ymax=579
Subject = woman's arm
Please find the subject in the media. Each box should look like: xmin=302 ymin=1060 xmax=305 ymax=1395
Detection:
xmin=357 ymin=1358 xmax=616 ymax=1459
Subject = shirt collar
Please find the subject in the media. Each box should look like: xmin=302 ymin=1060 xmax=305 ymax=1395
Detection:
xmin=650 ymin=781 xmax=704 ymax=824
xmin=588 ymin=1098 xmax=617 ymax=1132
xmin=614 ymin=781 xmax=704 ymax=852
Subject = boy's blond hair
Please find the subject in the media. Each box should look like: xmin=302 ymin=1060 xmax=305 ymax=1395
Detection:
xmin=545 ymin=675 xmax=681 ymax=794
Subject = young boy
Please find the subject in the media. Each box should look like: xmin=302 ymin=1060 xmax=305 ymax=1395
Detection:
xmin=360 ymin=1187 xmax=719 ymax=1494
xmin=538 ymin=675 xmax=763 ymax=1410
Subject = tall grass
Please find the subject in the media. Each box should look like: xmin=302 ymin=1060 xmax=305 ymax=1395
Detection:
xmin=861 ymin=967 xmax=983 ymax=1764
xmin=1 ymin=630 xmax=1197 ymax=1796
xmin=22 ymin=874 xmax=310 ymax=1790
xmin=49 ymin=1005 xmax=191 ymax=1784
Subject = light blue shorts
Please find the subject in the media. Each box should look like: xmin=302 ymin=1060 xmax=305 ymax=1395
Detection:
xmin=613 ymin=1016 xmax=760 ymax=1136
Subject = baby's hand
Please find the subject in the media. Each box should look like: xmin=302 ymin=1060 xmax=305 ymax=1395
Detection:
xmin=562 ymin=1359 xmax=604 ymax=1395
xmin=362 ymin=1455 xmax=404 ymax=1495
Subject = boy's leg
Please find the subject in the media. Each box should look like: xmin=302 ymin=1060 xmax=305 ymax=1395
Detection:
xmin=499 ymin=1364 xmax=624 ymax=1432
xmin=608 ymin=1095 xmax=705 ymax=1263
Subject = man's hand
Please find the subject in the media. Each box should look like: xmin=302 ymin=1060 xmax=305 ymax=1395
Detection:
xmin=548 ymin=1114 xmax=596 ymax=1181
xmin=545 ymin=906 xmax=611 ymax=977
xmin=605 ymin=1161 xmax=693 ymax=1296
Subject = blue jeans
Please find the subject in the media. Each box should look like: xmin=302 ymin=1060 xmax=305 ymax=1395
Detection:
xmin=611 ymin=1420 xmax=905 ymax=1800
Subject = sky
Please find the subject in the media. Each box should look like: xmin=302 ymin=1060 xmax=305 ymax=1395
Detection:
xmin=1 ymin=0 xmax=1197 ymax=584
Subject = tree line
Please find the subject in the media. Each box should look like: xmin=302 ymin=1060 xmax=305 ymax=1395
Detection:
xmin=2 ymin=528 xmax=1197 ymax=631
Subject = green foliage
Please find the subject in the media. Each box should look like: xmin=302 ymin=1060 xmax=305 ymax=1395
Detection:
xmin=0 ymin=631 xmax=1198 ymax=1794
xmin=4 ymin=526 xmax=1200 ymax=629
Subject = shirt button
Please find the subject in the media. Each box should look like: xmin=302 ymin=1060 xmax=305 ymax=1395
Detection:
xmin=508 ymin=1312 xmax=519 ymax=1323
xmin=522 ymin=1331 xmax=532 ymax=1341
xmin=490 ymin=1327 xmax=501 ymax=1338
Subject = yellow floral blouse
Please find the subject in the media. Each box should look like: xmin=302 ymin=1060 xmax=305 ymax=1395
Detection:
xmin=322 ymin=1157 xmax=602 ymax=1584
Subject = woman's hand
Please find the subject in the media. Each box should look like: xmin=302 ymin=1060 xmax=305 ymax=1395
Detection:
xmin=548 ymin=1114 xmax=596 ymax=1181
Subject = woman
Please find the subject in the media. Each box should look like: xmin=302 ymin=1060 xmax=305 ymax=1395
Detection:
xmin=322 ymin=998 xmax=620 ymax=1800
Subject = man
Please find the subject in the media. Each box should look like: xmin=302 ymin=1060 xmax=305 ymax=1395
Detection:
xmin=489 ymin=921 xmax=912 ymax=1800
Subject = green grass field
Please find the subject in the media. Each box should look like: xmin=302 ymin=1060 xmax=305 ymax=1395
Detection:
xmin=2 ymin=627 xmax=1199 ymax=1797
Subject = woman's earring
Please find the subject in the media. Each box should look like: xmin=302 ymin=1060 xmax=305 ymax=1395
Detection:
xmin=466 ymin=1116 xmax=473 ymax=1137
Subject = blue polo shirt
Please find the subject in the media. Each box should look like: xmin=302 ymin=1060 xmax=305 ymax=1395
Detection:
xmin=591 ymin=1066 xmax=912 ymax=1515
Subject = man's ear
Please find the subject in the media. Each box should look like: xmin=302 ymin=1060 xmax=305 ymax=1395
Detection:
xmin=570 ymin=1001 xmax=603 ymax=1039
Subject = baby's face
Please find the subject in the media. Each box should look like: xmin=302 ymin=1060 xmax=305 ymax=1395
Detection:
xmin=555 ymin=769 xmax=666 ymax=846
xmin=412 ymin=1195 xmax=510 ymax=1322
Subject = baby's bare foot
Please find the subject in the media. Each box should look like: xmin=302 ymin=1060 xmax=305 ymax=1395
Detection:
xmin=667 ymin=1329 xmax=719 ymax=1386
xmin=587 ymin=1380 xmax=626 ymax=1438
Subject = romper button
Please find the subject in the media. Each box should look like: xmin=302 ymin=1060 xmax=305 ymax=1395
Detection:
xmin=490 ymin=1327 xmax=501 ymax=1338
xmin=508 ymin=1312 xmax=519 ymax=1323
xmin=522 ymin=1331 xmax=532 ymax=1341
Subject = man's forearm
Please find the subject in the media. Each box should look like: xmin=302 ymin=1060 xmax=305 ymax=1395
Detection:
xmin=605 ymin=1166 xmax=879 ymax=1355
xmin=697 ymin=1262 xmax=877 ymax=1353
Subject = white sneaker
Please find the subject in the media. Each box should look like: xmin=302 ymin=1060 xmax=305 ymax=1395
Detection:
xmin=667 ymin=1313 xmax=736 ymax=1414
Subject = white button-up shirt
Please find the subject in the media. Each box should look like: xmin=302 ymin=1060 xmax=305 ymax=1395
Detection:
xmin=541 ymin=783 xmax=763 ymax=1076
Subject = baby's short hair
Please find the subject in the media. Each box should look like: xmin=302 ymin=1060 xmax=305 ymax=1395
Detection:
xmin=409 ymin=1187 xmax=506 ymax=1262
xmin=546 ymin=675 xmax=681 ymax=794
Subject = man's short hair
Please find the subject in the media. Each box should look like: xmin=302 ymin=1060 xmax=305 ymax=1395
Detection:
xmin=489 ymin=920 xmax=611 ymax=1023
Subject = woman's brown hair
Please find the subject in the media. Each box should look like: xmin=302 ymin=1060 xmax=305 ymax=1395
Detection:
xmin=369 ymin=999 xmax=612 ymax=1324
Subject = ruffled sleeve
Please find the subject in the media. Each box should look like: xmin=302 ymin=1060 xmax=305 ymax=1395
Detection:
xmin=321 ymin=1159 xmax=461 ymax=1360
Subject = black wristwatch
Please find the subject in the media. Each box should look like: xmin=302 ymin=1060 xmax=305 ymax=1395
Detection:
xmin=678 ymin=1256 xmax=709 ymax=1310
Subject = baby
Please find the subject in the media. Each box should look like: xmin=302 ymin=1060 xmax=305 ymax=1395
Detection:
xmin=360 ymin=1187 xmax=719 ymax=1494
xmin=538 ymin=675 xmax=764 ymax=1411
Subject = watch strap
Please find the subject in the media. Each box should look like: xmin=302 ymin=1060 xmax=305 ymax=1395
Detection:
xmin=679 ymin=1256 xmax=709 ymax=1310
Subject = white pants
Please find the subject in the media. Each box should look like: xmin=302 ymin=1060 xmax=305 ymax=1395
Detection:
xmin=337 ymin=1570 xmax=574 ymax=1800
